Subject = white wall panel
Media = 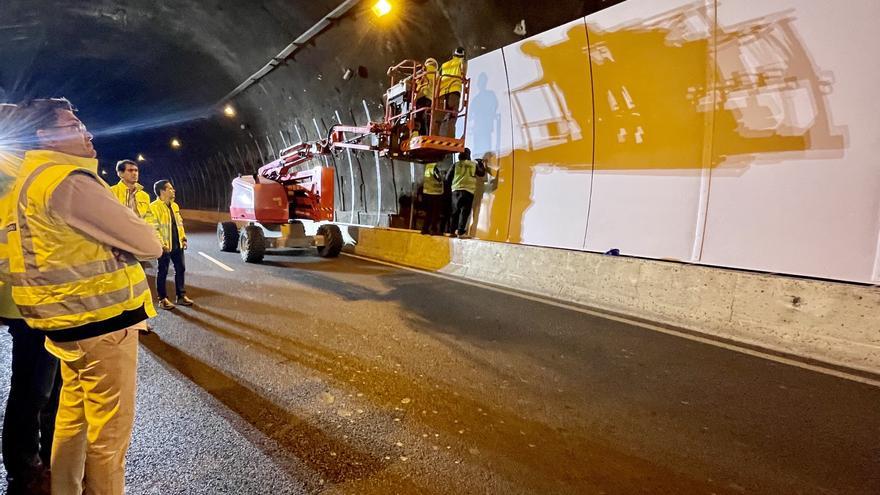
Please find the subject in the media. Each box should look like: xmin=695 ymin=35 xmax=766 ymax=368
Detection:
xmin=464 ymin=49 xmax=515 ymax=242
xmin=700 ymin=0 xmax=880 ymax=282
xmin=583 ymin=0 xmax=714 ymax=261
xmin=503 ymin=19 xmax=594 ymax=249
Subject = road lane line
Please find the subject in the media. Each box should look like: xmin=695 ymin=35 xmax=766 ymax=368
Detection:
xmin=341 ymin=252 xmax=880 ymax=388
xmin=198 ymin=251 xmax=235 ymax=272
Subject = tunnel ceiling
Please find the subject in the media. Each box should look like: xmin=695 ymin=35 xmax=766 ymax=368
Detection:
xmin=1 ymin=0 xmax=620 ymax=182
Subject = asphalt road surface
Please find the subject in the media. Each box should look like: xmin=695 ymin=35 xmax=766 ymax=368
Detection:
xmin=1 ymin=224 xmax=878 ymax=494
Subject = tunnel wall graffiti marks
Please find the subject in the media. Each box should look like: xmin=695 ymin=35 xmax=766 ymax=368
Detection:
xmin=463 ymin=0 xmax=872 ymax=283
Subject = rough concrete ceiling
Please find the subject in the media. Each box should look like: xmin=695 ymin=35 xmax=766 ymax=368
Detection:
xmin=1 ymin=0 xmax=621 ymax=185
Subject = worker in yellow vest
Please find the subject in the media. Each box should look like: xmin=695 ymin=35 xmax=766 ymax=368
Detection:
xmin=149 ymin=180 xmax=193 ymax=310
xmin=414 ymin=58 xmax=439 ymax=136
xmin=435 ymin=47 xmax=468 ymax=138
xmin=110 ymin=158 xmax=157 ymax=334
xmin=445 ymin=148 xmax=486 ymax=238
xmin=0 ymin=103 xmax=61 ymax=492
xmin=3 ymin=98 xmax=162 ymax=495
xmin=109 ymin=159 xmax=151 ymax=219
xmin=421 ymin=162 xmax=445 ymax=235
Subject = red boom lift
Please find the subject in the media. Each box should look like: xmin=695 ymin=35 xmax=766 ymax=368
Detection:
xmin=217 ymin=59 xmax=470 ymax=262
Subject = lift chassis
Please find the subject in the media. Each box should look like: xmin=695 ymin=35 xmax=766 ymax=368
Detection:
xmin=218 ymin=58 xmax=470 ymax=263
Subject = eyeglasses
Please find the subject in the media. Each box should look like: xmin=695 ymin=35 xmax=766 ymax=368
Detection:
xmin=48 ymin=122 xmax=88 ymax=134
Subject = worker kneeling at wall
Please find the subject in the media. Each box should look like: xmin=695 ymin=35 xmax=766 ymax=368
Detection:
xmin=3 ymin=97 xmax=163 ymax=495
xmin=150 ymin=179 xmax=193 ymax=310
xmin=446 ymin=148 xmax=486 ymax=238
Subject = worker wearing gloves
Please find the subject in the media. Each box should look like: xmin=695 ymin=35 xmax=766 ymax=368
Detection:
xmin=446 ymin=148 xmax=486 ymax=238
xmin=421 ymin=162 xmax=445 ymax=235
xmin=150 ymin=179 xmax=193 ymax=310
xmin=4 ymin=98 xmax=162 ymax=495
xmin=435 ymin=47 xmax=468 ymax=137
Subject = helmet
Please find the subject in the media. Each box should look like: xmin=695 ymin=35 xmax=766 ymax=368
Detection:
xmin=424 ymin=58 xmax=438 ymax=70
xmin=453 ymin=46 xmax=465 ymax=57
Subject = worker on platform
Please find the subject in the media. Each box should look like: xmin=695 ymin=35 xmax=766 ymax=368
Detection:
xmin=421 ymin=162 xmax=444 ymax=235
xmin=0 ymin=103 xmax=60 ymax=494
xmin=3 ymin=97 xmax=162 ymax=495
xmin=435 ymin=47 xmax=468 ymax=138
xmin=414 ymin=58 xmax=439 ymax=136
xmin=150 ymin=179 xmax=192 ymax=310
xmin=446 ymin=147 xmax=486 ymax=238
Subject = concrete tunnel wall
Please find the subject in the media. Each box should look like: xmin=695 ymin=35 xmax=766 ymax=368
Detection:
xmin=184 ymin=0 xmax=880 ymax=286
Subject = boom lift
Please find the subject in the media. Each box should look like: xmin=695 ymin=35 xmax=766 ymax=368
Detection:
xmin=217 ymin=58 xmax=470 ymax=263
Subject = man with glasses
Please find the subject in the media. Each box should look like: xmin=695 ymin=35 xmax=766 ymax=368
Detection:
xmin=2 ymin=98 xmax=162 ymax=495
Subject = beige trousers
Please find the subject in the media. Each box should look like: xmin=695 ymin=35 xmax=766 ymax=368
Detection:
xmin=45 ymin=325 xmax=141 ymax=495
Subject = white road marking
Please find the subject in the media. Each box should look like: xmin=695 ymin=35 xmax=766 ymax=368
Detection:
xmin=198 ymin=251 xmax=235 ymax=272
xmin=341 ymin=252 xmax=880 ymax=388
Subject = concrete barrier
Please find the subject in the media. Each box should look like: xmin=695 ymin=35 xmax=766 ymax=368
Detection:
xmin=180 ymin=209 xmax=229 ymax=224
xmin=345 ymin=226 xmax=880 ymax=375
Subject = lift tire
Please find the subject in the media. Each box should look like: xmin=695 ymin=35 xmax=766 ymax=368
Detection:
xmin=239 ymin=225 xmax=266 ymax=263
xmin=217 ymin=222 xmax=239 ymax=252
xmin=316 ymin=224 xmax=343 ymax=258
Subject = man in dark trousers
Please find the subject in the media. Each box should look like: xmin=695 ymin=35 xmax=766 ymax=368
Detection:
xmin=446 ymin=148 xmax=485 ymax=238
xmin=149 ymin=180 xmax=193 ymax=310
xmin=0 ymin=103 xmax=59 ymax=494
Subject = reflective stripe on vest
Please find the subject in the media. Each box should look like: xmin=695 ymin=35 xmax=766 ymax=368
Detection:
xmin=8 ymin=162 xmax=156 ymax=330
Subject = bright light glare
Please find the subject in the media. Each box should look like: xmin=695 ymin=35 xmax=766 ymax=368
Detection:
xmin=223 ymin=104 xmax=236 ymax=117
xmin=372 ymin=0 xmax=392 ymax=17
xmin=136 ymin=153 xmax=146 ymax=162
xmin=170 ymin=138 xmax=181 ymax=149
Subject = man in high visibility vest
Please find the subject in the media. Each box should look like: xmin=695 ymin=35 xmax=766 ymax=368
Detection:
xmin=110 ymin=158 xmax=157 ymax=334
xmin=435 ymin=47 xmax=468 ymax=138
xmin=0 ymin=103 xmax=60 ymax=493
xmin=445 ymin=148 xmax=486 ymax=238
xmin=4 ymin=98 xmax=162 ymax=495
xmin=109 ymin=159 xmax=151 ymax=219
xmin=420 ymin=162 xmax=445 ymax=235
xmin=149 ymin=179 xmax=192 ymax=310
xmin=414 ymin=58 xmax=438 ymax=136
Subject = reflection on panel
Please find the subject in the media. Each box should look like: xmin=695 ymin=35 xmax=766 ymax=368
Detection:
xmin=585 ymin=0 xmax=713 ymax=260
xmin=464 ymin=49 xmax=514 ymax=242
xmin=504 ymin=19 xmax=594 ymax=249
xmin=701 ymin=0 xmax=872 ymax=282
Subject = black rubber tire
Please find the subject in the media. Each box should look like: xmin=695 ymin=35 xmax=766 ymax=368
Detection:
xmin=316 ymin=224 xmax=343 ymax=258
xmin=239 ymin=225 xmax=266 ymax=263
xmin=217 ymin=222 xmax=238 ymax=252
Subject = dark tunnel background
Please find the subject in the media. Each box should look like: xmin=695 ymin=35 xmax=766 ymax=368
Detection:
xmin=0 ymin=0 xmax=623 ymax=222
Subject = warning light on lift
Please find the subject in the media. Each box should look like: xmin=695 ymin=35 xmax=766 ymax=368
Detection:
xmin=372 ymin=0 xmax=392 ymax=17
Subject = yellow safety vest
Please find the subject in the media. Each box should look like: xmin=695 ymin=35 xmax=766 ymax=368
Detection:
xmin=5 ymin=150 xmax=155 ymax=331
xmin=423 ymin=163 xmax=443 ymax=195
xmin=451 ymin=159 xmax=479 ymax=193
xmin=416 ymin=67 xmax=437 ymax=101
xmin=0 ymin=151 xmax=23 ymax=319
xmin=148 ymin=199 xmax=186 ymax=251
xmin=110 ymin=181 xmax=152 ymax=219
xmin=439 ymin=56 xmax=467 ymax=96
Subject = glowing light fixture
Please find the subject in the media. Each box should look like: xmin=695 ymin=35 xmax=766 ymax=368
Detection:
xmin=372 ymin=0 xmax=392 ymax=17
xmin=223 ymin=104 xmax=236 ymax=117
xmin=170 ymin=138 xmax=181 ymax=149
xmin=136 ymin=153 xmax=146 ymax=162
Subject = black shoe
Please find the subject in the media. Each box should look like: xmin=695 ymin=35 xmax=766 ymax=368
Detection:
xmin=176 ymin=295 xmax=194 ymax=306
